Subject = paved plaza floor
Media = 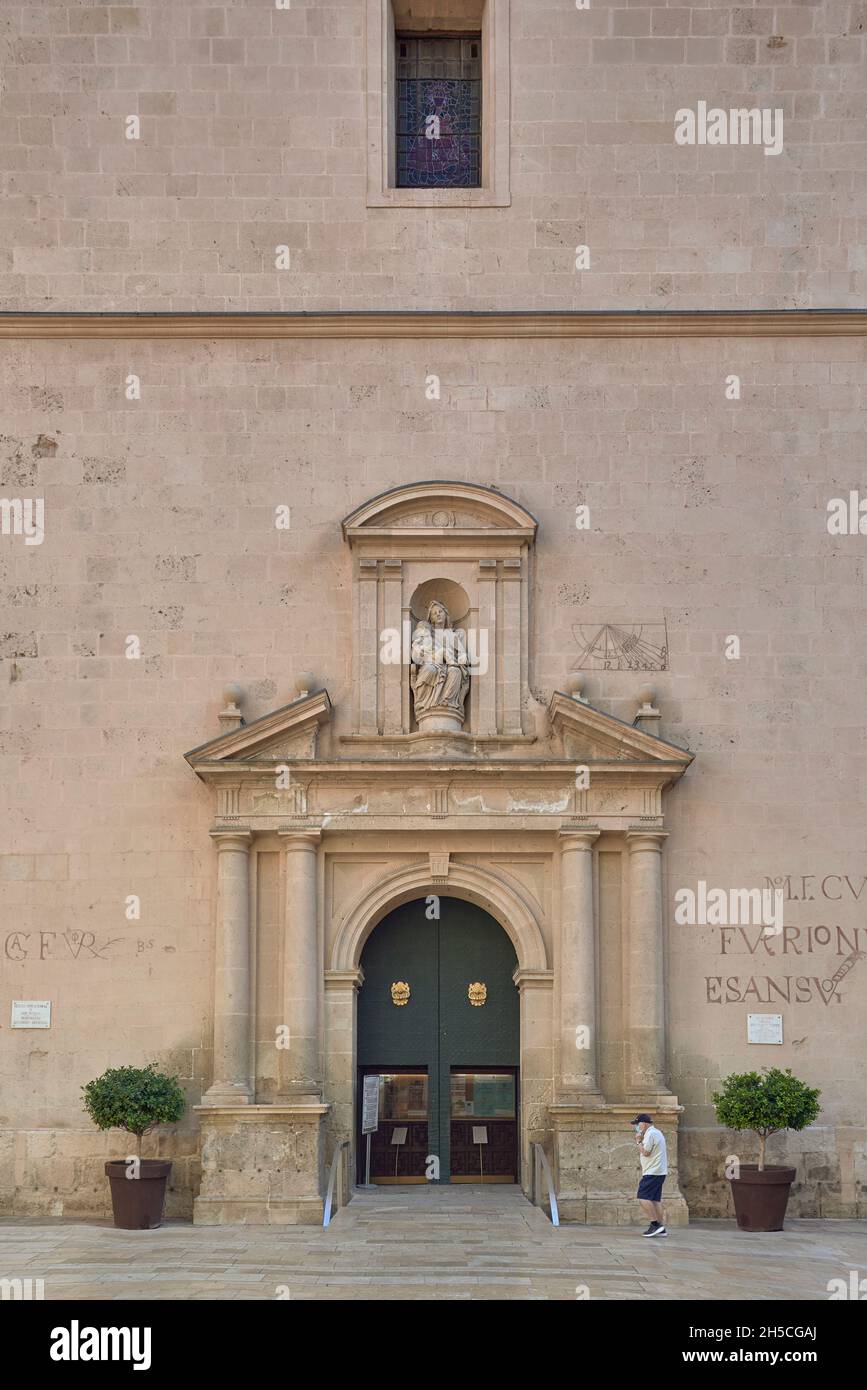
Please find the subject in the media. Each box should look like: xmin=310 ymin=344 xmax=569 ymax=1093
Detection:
xmin=2 ymin=1186 xmax=864 ymax=1301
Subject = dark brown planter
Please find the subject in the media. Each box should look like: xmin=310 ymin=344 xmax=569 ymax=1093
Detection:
xmin=105 ymin=1160 xmax=172 ymax=1230
xmin=729 ymin=1165 xmax=796 ymax=1231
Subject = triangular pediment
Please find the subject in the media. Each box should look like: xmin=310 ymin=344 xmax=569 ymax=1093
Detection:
xmin=548 ymin=691 xmax=693 ymax=767
xmin=184 ymin=690 xmax=332 ymax=769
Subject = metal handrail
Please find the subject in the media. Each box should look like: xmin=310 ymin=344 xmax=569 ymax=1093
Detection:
xmin=323 ymin=1140 xmax=351 ymax=1228
xmin=532 ymin=1142 xmax=560 ymax=1227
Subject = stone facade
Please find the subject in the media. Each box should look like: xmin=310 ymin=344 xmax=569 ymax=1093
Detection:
xmin=1 ymin=351 xmax=865 ymax=1220
xmin=0 ymin=0 xmax=866 ymax=1225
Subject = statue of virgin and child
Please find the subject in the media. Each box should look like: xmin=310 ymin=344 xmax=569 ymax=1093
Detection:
xmin=410 ymin=599 xmax=470 ymax=727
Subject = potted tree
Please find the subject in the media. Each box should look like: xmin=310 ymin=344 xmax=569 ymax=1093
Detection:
xmin=83 ymin=1063 xmax=186 ymax=1230
xmin=712 ymin=1067 xmax=820 ymax=1232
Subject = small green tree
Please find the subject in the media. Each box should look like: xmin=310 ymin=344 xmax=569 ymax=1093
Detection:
xmin=83 ymin=1063 xmax=185 ymax=1159
xmin=712 ymin=1067 xmax=820 ymax=1171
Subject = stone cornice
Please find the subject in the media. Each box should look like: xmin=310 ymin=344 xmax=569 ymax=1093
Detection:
xmin=1 ymin=309 xmax=865 ymax=341
xmin=194 ymin=758 xmax=686 ymax=780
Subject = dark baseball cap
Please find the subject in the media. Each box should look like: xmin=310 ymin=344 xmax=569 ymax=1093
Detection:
xmin=630 ymin=1113 xmax=653 ymax=1124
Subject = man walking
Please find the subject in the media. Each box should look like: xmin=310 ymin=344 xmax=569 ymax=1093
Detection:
xmin=632 ymin=1112 xmax=668 ymax=1237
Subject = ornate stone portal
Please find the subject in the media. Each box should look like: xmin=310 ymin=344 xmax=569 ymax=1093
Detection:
xmin=185 ymin=481 xmax=693 ymax=1225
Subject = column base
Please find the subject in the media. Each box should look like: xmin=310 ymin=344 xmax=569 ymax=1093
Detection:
xmin=557 ymin=1088 xmax=606 ymax=1108
xmin=193 ymin=1104 xmax=329 ymax=1226
xmin=549 ymin=1101 xmax=689 ymax=1226
xmin=623 ymin=1090 xmax=676 ymax=1110
xmin=199 ymin=1082 xmax=254 ymax=1108
xmin=277 ymin=1084 xmax=324 ymax=1105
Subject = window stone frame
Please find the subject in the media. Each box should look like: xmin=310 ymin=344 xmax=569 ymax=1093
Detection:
xmin=365 ymin=0 xmax=511 ymax=209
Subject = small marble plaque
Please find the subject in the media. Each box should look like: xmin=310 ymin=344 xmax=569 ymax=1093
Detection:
xmin=747 ymin=1012 xmax=783 ymax=1044
xmin=11 ymin=1000 xmax=51 ymax=1029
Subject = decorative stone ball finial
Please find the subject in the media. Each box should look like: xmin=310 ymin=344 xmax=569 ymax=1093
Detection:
xmin=223 ymin=682 xmax=243 ymax=711
xmin=634 ymin=685 xmax=661 ymax=731
xmin=294 ymin=672 xmax=315 ymax=700
xmin=218 ymin=683 xmax=245 ymax=733
xmin=637 ymin=684 xmax=659 ymax=715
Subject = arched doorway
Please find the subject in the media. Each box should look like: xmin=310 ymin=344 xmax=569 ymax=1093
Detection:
xmin=357 ymin=896 xmax=519 ymax=1184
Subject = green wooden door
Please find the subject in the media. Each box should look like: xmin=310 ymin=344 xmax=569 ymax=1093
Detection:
xmin=357 ymin=897 xmax=519 ymax=1183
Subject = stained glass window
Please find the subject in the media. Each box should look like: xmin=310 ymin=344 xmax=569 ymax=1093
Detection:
xmin=396 ymin=36 xmax=481 ymax=189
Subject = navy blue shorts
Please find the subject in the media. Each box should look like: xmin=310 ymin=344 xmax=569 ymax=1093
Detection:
xmin=637 ymin=1174 xmax=666 ymax=1202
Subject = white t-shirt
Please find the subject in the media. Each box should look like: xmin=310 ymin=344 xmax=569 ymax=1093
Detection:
xmin=639 ymin=1125 xmax=668 ymax=1176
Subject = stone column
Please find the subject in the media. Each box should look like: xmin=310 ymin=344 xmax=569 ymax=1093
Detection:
xmin=202 ymin=830 xmax=253 ymax=1106
xmin=625 ymin=830 xmax=671 ymax=1100
xmin=279 ymin=830 xmax=322 ymax=1101
xmin=514 ymin=968 xmax=554 ymax=1197
xmin=558 ymin=829 xmax=602 ymax=1102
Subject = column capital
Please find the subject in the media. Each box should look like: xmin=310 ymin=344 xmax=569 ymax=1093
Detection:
xmin=279 ymin=829 xmax=322 ymax=851
xmin=626 ymin=829 xmax=668 ymax=852
xmin=209 ymin=829 xmax=252 ymax=850
xmin=558 ymin=826 xmax=600 ymax=850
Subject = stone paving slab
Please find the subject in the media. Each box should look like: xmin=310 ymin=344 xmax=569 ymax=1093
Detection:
xmin=1 ymin=1186 xmax=864 ymax=1301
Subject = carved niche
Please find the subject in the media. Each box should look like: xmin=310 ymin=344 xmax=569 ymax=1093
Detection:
xmin=341 ymin=482 xmax=538 ymax=739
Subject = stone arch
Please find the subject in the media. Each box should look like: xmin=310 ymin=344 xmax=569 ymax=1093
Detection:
xmin=330 ymin=860 xmax=548 ymax=973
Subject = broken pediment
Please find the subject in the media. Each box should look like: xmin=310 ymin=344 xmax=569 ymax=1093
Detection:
xmin=184 ymin=690 xmax=332 ymax=773
xmin=247 ymin=730 xmax=318 ymax=761
xmin=548 ymin=691 xmax=693 ymax=771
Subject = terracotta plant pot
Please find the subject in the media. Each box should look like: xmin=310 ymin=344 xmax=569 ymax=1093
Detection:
xmin=729 ymin=1165 xmax=796 ymax=1231
xmin=105 ymin=1159 xmax=172 ymax=1230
